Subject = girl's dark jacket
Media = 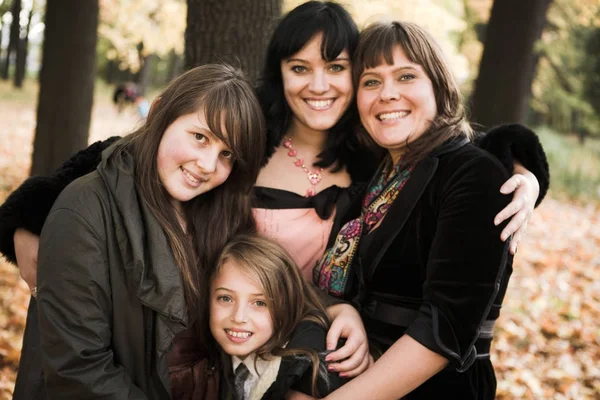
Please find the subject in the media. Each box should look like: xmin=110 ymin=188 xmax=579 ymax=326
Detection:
xmin=37 ymin=144 xmax=190 ymax=399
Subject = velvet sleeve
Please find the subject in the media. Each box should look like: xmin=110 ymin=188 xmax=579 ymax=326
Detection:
xmin=0 ymin=136 xmax=120 ymax=264
xmin=37 ymin=189 xmax=147 ymax=399
xmin=404 ymin=151 xmax=512 ymax=372
xmin=474 ymin=124 xmax=549 ymax=207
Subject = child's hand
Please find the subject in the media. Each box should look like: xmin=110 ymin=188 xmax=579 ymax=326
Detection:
xmin=324 ymin=304 xmax=370 ymax=378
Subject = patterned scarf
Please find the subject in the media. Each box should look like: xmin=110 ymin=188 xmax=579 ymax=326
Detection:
xmin=313 ymin=160 xmax=412 ymax=297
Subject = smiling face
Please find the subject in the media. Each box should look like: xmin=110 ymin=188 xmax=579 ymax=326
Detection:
xmin=280 ymin=33 xmax=353 ymax=134
xmin=357 ymin=45 xmax=437 ymax=163
xmin=156 ymin=110 xmax=234 ymax=212
xmin=209 ymin=259 xmax=274 ymax=360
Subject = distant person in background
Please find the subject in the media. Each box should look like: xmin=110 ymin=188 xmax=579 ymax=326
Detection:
xmin=112 ymin=82 xmax=137 ymax=112
xmin=113 ymin=82 xmax=149 ymax=118
xmin=135 ymin=95 xmax=150 ymax=118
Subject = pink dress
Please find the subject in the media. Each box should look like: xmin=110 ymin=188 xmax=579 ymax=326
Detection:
xmin=252 ymin=186 xmax=345 ymax=281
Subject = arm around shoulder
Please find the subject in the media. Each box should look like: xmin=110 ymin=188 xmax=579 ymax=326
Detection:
xmin=0 ymin=136 xmax=120 ymax=264
xmin=476 ymin=124 xmax=549 ymax=206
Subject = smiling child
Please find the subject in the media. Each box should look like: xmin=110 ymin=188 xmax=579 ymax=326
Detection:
xmin=209 ymin=234 xmax=347 ymax=400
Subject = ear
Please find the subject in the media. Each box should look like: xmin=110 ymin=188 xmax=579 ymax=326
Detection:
xmin=149 ymin=96 xmax=161 ymax=117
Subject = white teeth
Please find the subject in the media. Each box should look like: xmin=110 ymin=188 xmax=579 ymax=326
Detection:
xmin=378 ymin=111 xmax=409 ymax=121
xmin=306 ymin=99 xmax=334 ymax=109
xmin=226 ymin=329 xmax=252 ymax=338
xmin=182 ymin=168 xmax=201 ymax=183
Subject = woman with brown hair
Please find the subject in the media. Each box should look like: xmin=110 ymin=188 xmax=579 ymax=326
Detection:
xmin=314 ymin=20 xmax=532 ymax=399
xmin=35 ymin=63 xmax=266 ymax=399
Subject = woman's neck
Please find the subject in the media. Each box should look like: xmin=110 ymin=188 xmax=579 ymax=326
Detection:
xmin=286 ymin=120 xmax=327 ymax=152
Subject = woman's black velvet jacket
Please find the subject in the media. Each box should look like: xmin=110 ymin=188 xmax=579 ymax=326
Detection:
xmin=332 ymin=140 xmax=515 ymax=399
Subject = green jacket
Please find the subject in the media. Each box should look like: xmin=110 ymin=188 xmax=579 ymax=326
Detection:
xmin=37 ymin=144 xmax=190 ymax=399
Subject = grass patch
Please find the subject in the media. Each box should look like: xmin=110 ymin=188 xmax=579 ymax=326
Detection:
xmin=536 ymin=126 xmax=600 ymax=203
xmin=0 ymin=80 xmax=39 ymax=104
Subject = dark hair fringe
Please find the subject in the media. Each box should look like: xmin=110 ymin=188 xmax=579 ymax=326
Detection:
xmin=255 ymin=1 xmax=378 ymax=180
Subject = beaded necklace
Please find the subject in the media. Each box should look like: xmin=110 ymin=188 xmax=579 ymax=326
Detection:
xmin=282 ymin=137 xmax=324 ymax=197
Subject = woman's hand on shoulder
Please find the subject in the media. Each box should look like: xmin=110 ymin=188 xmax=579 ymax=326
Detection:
xmin=324 ymin=303 xmax=372 ymax=378
xmin=494 ymin=162 xmax=540 ymax=254
xmin=14 ymin=228 xmax=40 ymax=291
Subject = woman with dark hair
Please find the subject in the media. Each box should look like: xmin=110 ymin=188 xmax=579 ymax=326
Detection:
xmin=313 ymin=20 xmax=541 ymax=399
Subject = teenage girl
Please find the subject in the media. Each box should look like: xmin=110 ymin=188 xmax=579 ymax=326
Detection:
xmin=35 ymin=64 xmax=265 ymax=399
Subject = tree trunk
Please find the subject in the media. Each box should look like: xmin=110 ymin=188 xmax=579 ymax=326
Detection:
xmin=167 ymin=49 xmax=183 ymax=82
xmin=14 ymin=0 xmax=34 ymax=88
xmin=136 ymin=54 xmax=156 ymax=96
xmin=470 ymin=0 xmax=553 ymax=129
xmin=1 ymin=0 xmax=21 ymax=80
xmin=185 ymin=0 xmax=282 ymax=82
xmin=30 ymin=0 xmax=99 ymax=176
xmin=0 ymin=22 xmax=4 ymax=67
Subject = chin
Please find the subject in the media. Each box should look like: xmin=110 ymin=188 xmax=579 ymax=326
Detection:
xmin=308 ymin=119 xmax=338 ymax=131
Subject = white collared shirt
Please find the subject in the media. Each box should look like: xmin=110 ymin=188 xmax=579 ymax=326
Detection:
xmin=231 ymin=353 xmax=270 ymax=399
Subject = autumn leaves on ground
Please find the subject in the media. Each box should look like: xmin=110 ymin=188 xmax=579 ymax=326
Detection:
xmin=0 ymin=83 xmax=599 ymax=399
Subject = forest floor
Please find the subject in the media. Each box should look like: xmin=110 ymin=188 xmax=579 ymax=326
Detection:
xmin=0 ymin=82 xmax=598 ymax=399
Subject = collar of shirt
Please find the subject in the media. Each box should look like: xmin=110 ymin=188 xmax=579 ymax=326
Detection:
xmin=232 ymin=353 xmax=272 ymax=397
xmin=232 ymin=353 xmax=273 ymax=379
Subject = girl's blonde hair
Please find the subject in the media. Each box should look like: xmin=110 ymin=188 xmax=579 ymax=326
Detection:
xmin=212 ymin=234 xmax=331 ymax=397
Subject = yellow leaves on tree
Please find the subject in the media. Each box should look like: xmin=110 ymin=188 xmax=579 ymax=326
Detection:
xmin=99 ymin=0 xmax=186 ymax=72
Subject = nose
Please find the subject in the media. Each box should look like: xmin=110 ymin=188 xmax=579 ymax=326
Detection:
xmin=196 ymin=145 xmax=219 ymax=173
xmin=379 ymin=80 xmax=400 ymax=102
xmin=308 ymin=70 xmax=330 ymax=93
xmin=231 ymin=303 xmax=248 ymax=324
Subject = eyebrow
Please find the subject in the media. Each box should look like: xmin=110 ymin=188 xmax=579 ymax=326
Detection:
xmin=191 ymin=124 xmax=212 ymax=133
xmin=361 ymin=65 xmax=419 ymax=78
xmin=285 ymin=56 xmax=350 ymax=64
xmin=213 ymin=287 xmax=264 ymax=296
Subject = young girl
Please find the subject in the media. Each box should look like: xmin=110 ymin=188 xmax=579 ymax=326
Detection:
xmin=35 ymin=64 xmax=266 ymax=399
xmin=209 ymin=234 xmax=346 ymax=400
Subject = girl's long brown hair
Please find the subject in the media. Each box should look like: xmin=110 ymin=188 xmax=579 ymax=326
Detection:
xmin=212 ymin=234 xmax=331 ymax=397
xmin=119 ymin=64 xmax=266 ymax=330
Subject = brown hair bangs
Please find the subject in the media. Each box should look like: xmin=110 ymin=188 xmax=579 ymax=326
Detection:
xmin=353 ymin=21 xmax=473 ymax=168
